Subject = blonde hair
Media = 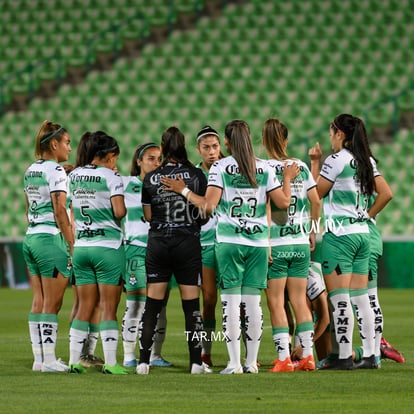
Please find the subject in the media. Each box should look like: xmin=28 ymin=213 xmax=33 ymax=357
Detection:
xmin=262 ymin=118 xmax=288 ymax=161
xmin=35 ymin=120 xmax=66 ymax=159
xmin=224 ymin=119 xmax=257 ymax=187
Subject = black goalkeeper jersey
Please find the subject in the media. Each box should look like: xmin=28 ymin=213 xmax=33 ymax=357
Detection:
xmin=142 ymin=162 xmax=207 ymax=236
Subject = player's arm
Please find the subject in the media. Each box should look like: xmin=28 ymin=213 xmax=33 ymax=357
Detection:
xmin=51 ymin=190 xmax=74 ymax=254
xmin=143 ymin=205 xmax=151 ymax=222
xmin=268 ymin=162 xmax=300 ymax=209
xmin=311 ymin=291 xmax=330 ymax=343
xmin=307 ymin=187 xmax=321 ymax=251
xmin=160 ymin=176 xmax=221 ymax=214
xmin=111 ymin=195 xmax=126 ymax=220
xmin=368 ymin=175 xmax=393 ymax=219
xmin=308 ymin=142 xmax=322 ymax=181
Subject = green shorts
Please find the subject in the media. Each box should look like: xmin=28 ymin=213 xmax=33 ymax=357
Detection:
xmin=215 ymin=241 xmax=267 ymax=290
xmin=72 ymin=245 xmax=125 ymax=286
xmin=23 ymin=233 xmax=71 ymax=278
xmin=124 ymin=244 xmax=147 ymax=292
xmin=368 ymin=222 xmax=382 ymax=286
xmin=268 ymin=244 xmax=310 ymax=279
xmin=201 ymin=244 xmax=216 ymax=269
xmin=321 ymin=232 xmax=370 ymax=275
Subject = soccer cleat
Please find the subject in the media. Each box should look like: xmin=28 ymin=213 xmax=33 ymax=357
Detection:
xmin=191 ymin=362 xmax=213 ymax=374
xmin=353 ymin=355 xmax=378 ymax=369
xmin=41 ymin=358 xmax=69 ymax=373
xmin=380 ymin=337 xmax=406 ymax=363
xmin=220 ymin=365 xmax=243 ymax=374
xmin=150 ymin=357 xmax=173 ymax=367
xmin=68 ymin=363 xmax=86 ymax=374
xmin=102 ymin=364 xmax=129 ymax=375
xmin=80 ymin=354 xmax=104 ymax=368
xmin=294 ymin=355 xmax=316 ymax=371
xmin=316 ymin=353 xmax=338 ymax=370
xmin=269 ymin=357 xmax=294 ymax=373
xmin=201 ymin=354 xmax=213 ymax=367
xmin=136 ymin=363 xmax=150 ymax=375
xmin=32 ymin=362 xmax=43 ymax=371
xmin=123 ymin=359 xmax=138 ymax=368
xmin=319 ymin=356 xmax=354 ymax=370
xmin=243 ymin=365 xmax=259 ymax=374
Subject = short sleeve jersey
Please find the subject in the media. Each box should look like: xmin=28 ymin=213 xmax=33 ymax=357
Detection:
xmin=24 ymin=159 xmax=68 ymax=235
xmin=320 ymin=149 xmax=375 ymax=236
xmin=196 ymin=162 xmax=218 ymax=246
xmin=69 ymin=165 xmax=124 ymax=249
xmin=208 ymin=156 xmax=280 ymax=247
xmin=267 ymin=159 xmax=316 ymax=246
xmin=122 ymin=176 xmax=149 ymax=247
xmin=142 ymin=162 xmax=207 ymax=237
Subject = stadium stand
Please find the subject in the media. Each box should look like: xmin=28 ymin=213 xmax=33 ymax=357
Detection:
xmin=0 ymin=0 xmax=413 ymax=237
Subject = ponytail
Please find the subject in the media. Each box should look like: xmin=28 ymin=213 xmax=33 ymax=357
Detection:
xmin=331 ymin=114 xmax=374 ymax=195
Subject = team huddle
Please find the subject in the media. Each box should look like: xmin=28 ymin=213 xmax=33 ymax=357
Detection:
xmin=23 ymin=116 xmax=405 ymax=375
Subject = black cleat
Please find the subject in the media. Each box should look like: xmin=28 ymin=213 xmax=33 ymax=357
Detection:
xmin=353 ymin=355 xmax=378 ymax=369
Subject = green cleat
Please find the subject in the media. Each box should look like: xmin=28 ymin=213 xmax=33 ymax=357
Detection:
xmin=68 ymin=363 xmax=86 ymax=374
xmin=102 ymin=364 xmax=129 ymax=375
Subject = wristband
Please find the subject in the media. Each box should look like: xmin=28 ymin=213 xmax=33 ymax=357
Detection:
xmin=181 ymin=187 xmax=191 ymax=198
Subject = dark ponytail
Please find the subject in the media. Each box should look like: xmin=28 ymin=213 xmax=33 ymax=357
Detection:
xmin=331 ymin=114 xmax=374 ymax=195
xmin=161 ymin=126 xmax=193 ymax=167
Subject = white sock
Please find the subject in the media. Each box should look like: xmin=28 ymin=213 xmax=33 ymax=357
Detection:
xmin=87 ymin=327 xmax=99 ymax=356
xmin=241 ymin=293 xmax=262 ymax=368
xmin=272 ymin=328 xmax=290 ymax=361
xmin=151 ymin=304 xmax=167 ymax=360
xmin=296 ymin=322 xmax=314 ymax=358
xmin=101 ymin=321 xmax=119 ymax=366
xmin=221 ymin=293 xmax=241 ymax=368
xmin=351 ymin=289 xmax=376 ymax=357
xmin=69 ymin=322 xmax=89 ymax=365
xmin=328 ymin=289 xmax=354 ymax=359
xmin=40 ymin=314 xmax=58 ymax=364
xmin=368 ymin=287 xmax=383 ymax=358
xmin=28 ymin=314 xmax=42 ymax=364
xmin=122 ymin=299 xmax=145 ymax=361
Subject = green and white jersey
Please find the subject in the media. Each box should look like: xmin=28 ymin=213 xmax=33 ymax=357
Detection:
xmin=320 ymin=149 xmax=377 ymax=236
xmin=122 ymin=176 xmax=148 ymax=247
xmin=24 ymin=159 xmax=68 ymax=235
xmin=69 ymin=165 xmax=124 ymax=249
xmin=208 ymin=156 xmax=280 ymax=247
xmin=267 ymin=159 xmax=316 ymax=246
xmin=196 ymin=162 xmax=217 ymax=246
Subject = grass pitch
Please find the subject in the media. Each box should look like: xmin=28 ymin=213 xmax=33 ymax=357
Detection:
xmin=0 ymin=288 xmax=413 ymax=413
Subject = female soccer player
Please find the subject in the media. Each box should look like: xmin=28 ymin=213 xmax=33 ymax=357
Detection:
xmin=68 ymin=131 xmax=127 ymax=374
xmin=136 ymin=126 xmax=210 ymax=375
xmin=262 ymin=118 xmax=320 ymax=372
xmin=23 ymin=120 xmax=74 ymax=373
xmin=194 ymin=125 xmax=224 ymax=366
xmin=309 ymin=114 xmax=390 ymax=369
xmin=121 ymin=142 xmax=172 ymax=368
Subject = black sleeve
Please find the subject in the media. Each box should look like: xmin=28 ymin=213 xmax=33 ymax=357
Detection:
xmin=189 ymin=167 xmax=207 ymax=196
xmin=141 ymin=175 xmax=151 ymax=205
